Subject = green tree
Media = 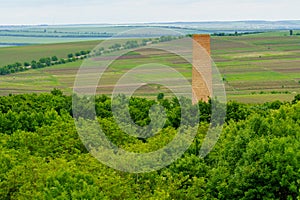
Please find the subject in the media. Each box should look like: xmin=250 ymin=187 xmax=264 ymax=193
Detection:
xmin=292 ymin=94 xmax=300 ymax=104
xmin=24 ymin=62 xmax=30 ymax=67
xmin=157 ymin=93 xmax=164 ymax=101
xmin=51 ymin=56 xmax=58 ymax=61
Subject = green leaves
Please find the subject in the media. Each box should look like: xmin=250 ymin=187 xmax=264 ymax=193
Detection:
xmin=0 ymin=93 xmax=300 ymax=199
xmin=205 ymin=102 xmax=300 ymax=200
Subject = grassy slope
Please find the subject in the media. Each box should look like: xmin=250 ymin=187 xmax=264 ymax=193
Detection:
xmin=1 ymin=33 xmax=300 ymax=103
xmin=0 ymin=40 xmax=101 ymax=66
xmin=211 ymin=33 xmax=300 ymax=102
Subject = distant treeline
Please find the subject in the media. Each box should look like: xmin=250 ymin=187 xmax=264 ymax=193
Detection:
xmin=211 ymin=31 xmax=263 ymax=36
xmin=0 ymin=43 xmax=34 ymax=46
xmin=185 ymin=31 xmax=263 ymax=37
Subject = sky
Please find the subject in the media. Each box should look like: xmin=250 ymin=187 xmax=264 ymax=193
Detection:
xmin=1 ymin=0 xmax=300 ymax=25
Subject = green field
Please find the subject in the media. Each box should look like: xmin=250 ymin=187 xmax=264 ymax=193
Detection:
xmin=1 ymin=32 xmax=300 ymax=103
xmin=0 ymin=40 xmax=100 ymax=66
xmin=211 ymin=34 xmax=300 ymax=102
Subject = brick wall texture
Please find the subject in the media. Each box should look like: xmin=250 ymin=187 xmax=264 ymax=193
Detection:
xmin=192 ymin=34 xmax=212 ymax=103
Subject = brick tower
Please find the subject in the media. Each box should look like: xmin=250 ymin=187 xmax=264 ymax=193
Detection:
xmin=192 ymin=34 xmax=212 ymax=104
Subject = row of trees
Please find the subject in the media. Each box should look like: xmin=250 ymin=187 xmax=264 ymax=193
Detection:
xmin=92 ymin=36 xmax=183 ymax=56
xmin=0 ymin=90 xmax=299 ymax=199
xmin=0 ymin=50 xmax=91 ymax=75
xmin=211 ymin=31 xmax=263 ymax=37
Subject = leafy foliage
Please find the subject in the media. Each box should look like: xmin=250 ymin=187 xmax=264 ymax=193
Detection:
xmin=0 ymin=90 xmax=299 ymax=199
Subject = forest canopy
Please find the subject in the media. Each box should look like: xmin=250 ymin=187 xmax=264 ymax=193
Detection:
xmin=0 ymin=90 xmax=299 ymax=199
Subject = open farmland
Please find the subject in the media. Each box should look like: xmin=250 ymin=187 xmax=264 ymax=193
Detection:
xmin=211 ymin=34 xmax=300 ymax=102
xmin=0 ymin=40 xmax=100 ymax=67
xmin=1 ymin=32 xmax=300 ymax=103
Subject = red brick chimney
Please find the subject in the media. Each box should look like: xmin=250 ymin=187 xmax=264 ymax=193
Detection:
xmin=192 ymin=34 xmax=212 ymax=104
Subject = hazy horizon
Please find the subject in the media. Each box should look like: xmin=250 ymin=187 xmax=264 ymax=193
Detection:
xmin=1 ymin=0 xmax=300 ymax=25
xmin=1 ymin=20 xmax=300 ymax=27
